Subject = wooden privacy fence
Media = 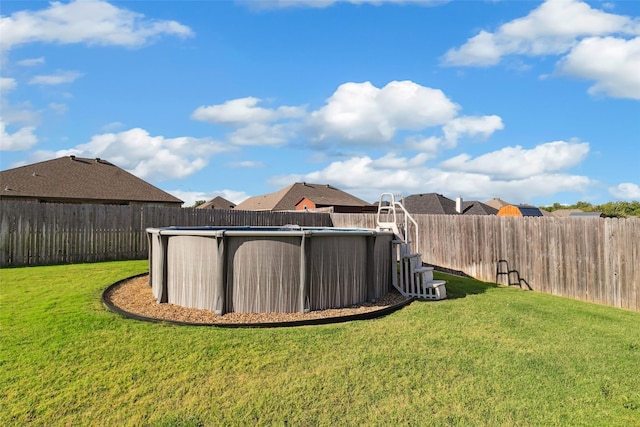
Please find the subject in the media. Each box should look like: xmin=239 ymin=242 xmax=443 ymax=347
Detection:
xmin=0 ymin=201 xmax=331 ymax=267
xmin=332 ymin=213 xmax=640 ymax=312
xmin=2 ymin=201 xmax=638 ymax=311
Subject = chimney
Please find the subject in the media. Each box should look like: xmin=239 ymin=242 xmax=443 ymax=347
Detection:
xmin=456 ymin=196 xmax=463 ymax=214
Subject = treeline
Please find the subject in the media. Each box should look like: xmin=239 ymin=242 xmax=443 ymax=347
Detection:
xmin=539 ymin=201 xmax=640 ymax=218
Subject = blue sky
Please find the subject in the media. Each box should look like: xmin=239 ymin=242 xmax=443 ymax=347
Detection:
xmin=1 ymin=0 xmax=639 ymax=207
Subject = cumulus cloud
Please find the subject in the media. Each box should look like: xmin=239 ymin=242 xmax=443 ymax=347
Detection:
xmin=442 ymin=0 xmax=640 ymax=100
xmin=28 ymin=71 xmax=83 ymax=85
xmin=31 ymin=128 xmax=232 ymax=181
xmin=442 ymin=115 xmax=504 ymax=146
xmin=191 ymin=97 xmax=305 ymax=125
xmin=273 ymin=155 xmax=593 ymax=204
xmin=609 ymin=182 xmax=640 ymax=200
xmin=558 ymin=36 xmax=640 ymax=99
xmin=309 ymin=80 xmax=459 ymax=144
xmin=0 ymin=120 xmax=38 ymax=151
xmin=439 ymin=140 xmax=590 ymax=180
xmin=192 ymin=81 xmax=502 ymax=150
xmin=0 ymin=0 xmax=193 ymax=51
xmin=443 ymin=0 xmax=637 ymax=66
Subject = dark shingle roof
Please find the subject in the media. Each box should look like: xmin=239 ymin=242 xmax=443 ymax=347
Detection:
xmin=235 ymin=182 xmax=372 ymax=211
xmin=461 ymin=201 xmax=498 ymax=215
xmin=402 ymin=193 xmax=458 ymax=215
xmin=0 ymin=156 xmax=183 ymax=205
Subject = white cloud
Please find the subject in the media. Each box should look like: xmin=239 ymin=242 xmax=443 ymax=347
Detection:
xmin=191 ymin=97 xmax=305 ymax=125
xmin=167 ymin=189 xmax=250 ymax=207
xmin=273 ymin=138 xmax=593 ymax=203
xmin=0 ymin=77 xmax=17 ymax=92
xmin=442 ymin=115 xmax=504 ymax=146
xmin=439 ymin=140 xmax=590 ymax=180
xmin=16 ymin=57 xmax=45 ymax=66
xmin=0 ymin=120 xmax=38 ymax=151
xmin=0 ymin=0 xmax=193 ymax=51
xmin=29 ymin=71 xmax=83 ymax=85
xmin=443 ymin=0 xmax=637 ymax=67
xmin=31 ymin=128 xmax=232 ymax=181
xmin=441 ymin=0 xmax=640 ymax=100
xmin=558 ymin=36 xmax=640 ymax=99
xmin=609 ymin=183 xmax=640 ymax=200
xmin=228 ymin=160 xmax=265 ymax=168
xmin=240 ymin=0 xmax=447 ymax=10
xmin=227 ymin=122 xmax=296 ymax=147
xmin=309 ymin=80 xmax=459 ymax=144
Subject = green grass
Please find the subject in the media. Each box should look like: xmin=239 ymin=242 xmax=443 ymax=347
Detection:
xmin=1 ymin=261 xmax=639 ymax=426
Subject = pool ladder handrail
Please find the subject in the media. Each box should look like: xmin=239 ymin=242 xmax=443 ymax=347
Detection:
xmin=376 ymin=192 xmax=447 ymax=300
xmin=375 ymin=192 xmax=419 ymax=253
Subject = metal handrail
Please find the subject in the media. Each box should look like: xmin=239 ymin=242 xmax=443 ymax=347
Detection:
xmin=376 ymin=192 xmax=419 ymax=253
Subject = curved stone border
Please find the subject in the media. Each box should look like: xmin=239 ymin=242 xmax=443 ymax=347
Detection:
xmin=102 ymin=274 xmax=415 ymax=328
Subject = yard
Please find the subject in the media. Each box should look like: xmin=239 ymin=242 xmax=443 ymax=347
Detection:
xmin=1 ymin=261 xmax=639 ymax=426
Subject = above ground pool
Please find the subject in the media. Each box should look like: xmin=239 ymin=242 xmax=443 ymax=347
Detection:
xmin=146 ymin=226 xmax=394 ymax=315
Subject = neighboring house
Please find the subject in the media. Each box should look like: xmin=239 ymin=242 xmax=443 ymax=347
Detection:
xmin=401 ymin=193 xmax=497 ymax=215
xmin=0 ymin=156 xmax=183 ymax=207
xmin=196 ymin=196 xmax=236 ymax=210
xmin=234 ymin=182 xmax=376 ymax=213
xmin=484 ymin=198 xmax=511 ymax=211
xmin=496 ymin=204 xmax=544 ymax=217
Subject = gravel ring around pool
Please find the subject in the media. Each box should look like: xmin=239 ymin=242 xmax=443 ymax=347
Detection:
xmin=102 ymin=273 xmax=414 ymax=327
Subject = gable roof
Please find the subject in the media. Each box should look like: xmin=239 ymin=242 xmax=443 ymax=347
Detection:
xmin=196 ymin=196 xmax=236 ymax=210
xmin=484 ymin=198 xmax=511 ymax=210
xmin=0 ymin=156 xmax=183 ymax=205
xmin=461 ymin=201 xmax=498 ymax=215
xmin=234 ymin=182 xmax=372 ymax=211
xmin=402 ymin=193 xmax=458 ymax=215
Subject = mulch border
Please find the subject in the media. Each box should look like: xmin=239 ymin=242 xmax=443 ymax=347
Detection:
xmin=101 ymin=274 xmax=415 ymax=328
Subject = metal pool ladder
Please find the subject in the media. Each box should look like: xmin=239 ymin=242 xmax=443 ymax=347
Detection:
xmin=376 ymin=193 xmax=446 ymax=300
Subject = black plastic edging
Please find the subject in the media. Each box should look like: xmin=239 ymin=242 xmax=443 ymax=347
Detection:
xmin=102 ymin=274 xmax=415 ymax=328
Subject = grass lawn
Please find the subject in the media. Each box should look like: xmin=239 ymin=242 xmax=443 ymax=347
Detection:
xmin=1 ymin=260 xmax=639 ymax=426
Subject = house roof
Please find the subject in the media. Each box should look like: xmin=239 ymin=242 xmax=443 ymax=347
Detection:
xmin=461 ymin=201 xmax=498 ymax=215
xmin=484 ymin=198 xmax=511 ymax=210
xmin=196 ymin=196 xmax=236 ymax=210
xmin=402 ymin=193 xmax=458 ymax=215
xmin=234 ymin=182 xmax=372 ymax=211
xmin=0 ymin=156 xmax=183 ymax=205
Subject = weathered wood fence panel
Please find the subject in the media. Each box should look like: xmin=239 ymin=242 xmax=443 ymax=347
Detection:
xmin=332 ymin=213 xmax=639 ymax=311
xmin=0 ymin=201 xmax=331 ymax=267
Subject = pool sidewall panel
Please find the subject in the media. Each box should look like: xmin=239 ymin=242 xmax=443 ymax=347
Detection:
xmin=226 ymin=236 xmax=301 ymax=313
xmin=309 ymin=235 xmax=368 ymax=311
xmin=167 ymin=236 xmax=220 ymax=311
